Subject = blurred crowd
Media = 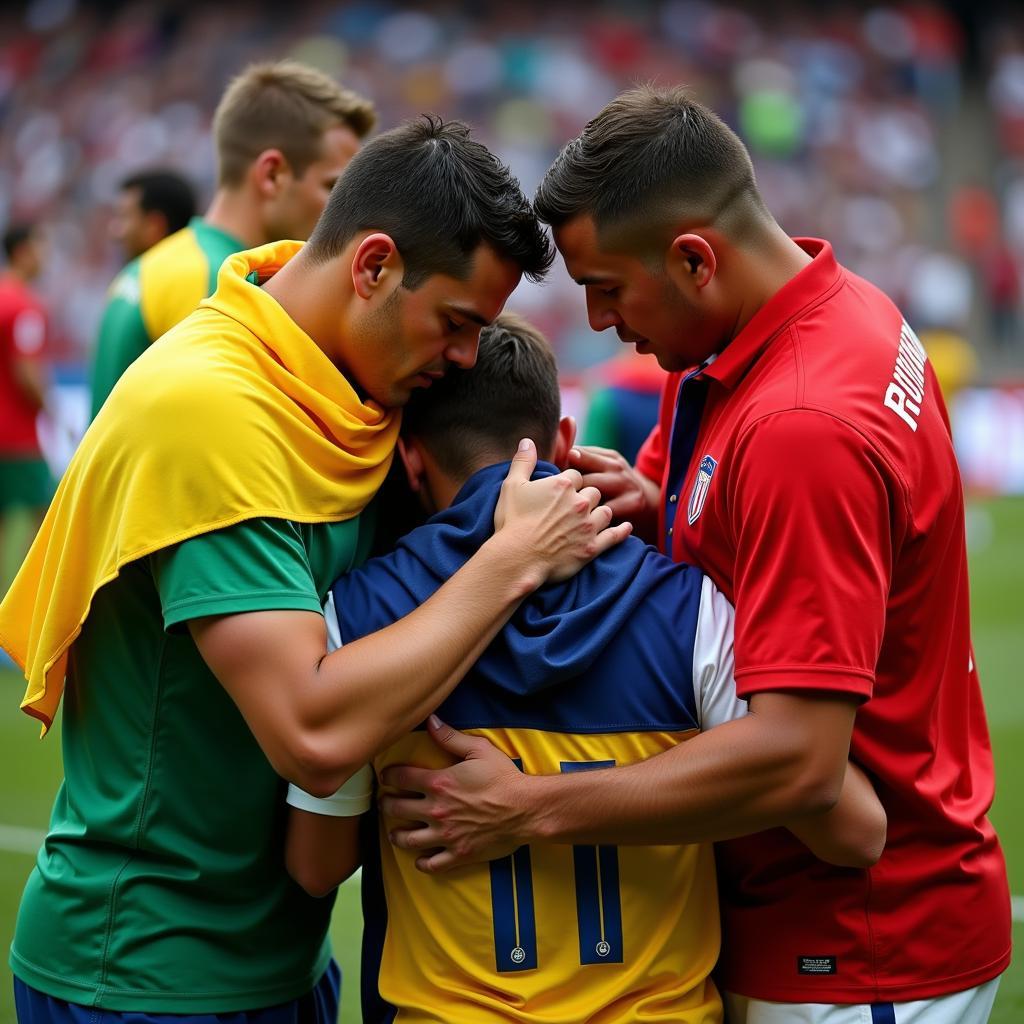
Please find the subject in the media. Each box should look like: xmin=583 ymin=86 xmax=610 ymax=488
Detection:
xmin=0 ymin=0 xmax=1022 ymax=372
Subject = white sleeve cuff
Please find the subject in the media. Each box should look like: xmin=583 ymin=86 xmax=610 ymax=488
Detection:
xmin=286 ymin=764 xmax=374 ymax=817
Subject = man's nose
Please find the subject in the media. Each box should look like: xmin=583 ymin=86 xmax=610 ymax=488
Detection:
xmin=445 ymin=331 xmax=480 ymax=370
xmin=585 ymin=291 xmax=621 ymax=332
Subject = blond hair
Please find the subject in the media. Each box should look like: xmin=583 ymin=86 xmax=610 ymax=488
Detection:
xmin=213 ymin=60 xmax=376 ymax=187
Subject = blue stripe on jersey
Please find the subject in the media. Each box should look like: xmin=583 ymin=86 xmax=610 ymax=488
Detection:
xmin=871 ymin=1005 xmax=897 ymax=1024
xmin=490 ymin=845 xmax=538 ymax=972
xmin=561 ymin=760 xmax=623 ymax=965
xmin=490 ymin=759 xmax=538 ymax=973
xmin=332 ymin=463 xmax=703 ymax=734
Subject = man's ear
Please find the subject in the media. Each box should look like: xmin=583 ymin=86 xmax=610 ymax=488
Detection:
xmin=550 ymin=415 xmax=577 ymax=470
xmin=665 ymin=232 xmax=717 ymax=291
xmin=251 ymin=148 xmax=290 ymax=199
xmin=397 ymin=436 xmax=426 ymax=492
xmin=351 ymin=233 xmax=403 ymax=300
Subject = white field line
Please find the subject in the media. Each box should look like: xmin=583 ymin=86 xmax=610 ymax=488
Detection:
xmin=0 ymin=825 xmax=1011 ymax=912
xmin=1013 ymin=895 xmax=1024 ymax=923
xmin=0 ymin=825 xmax=364 ymax=888
xmin=0 ymin=824 xmax=44 ymax=855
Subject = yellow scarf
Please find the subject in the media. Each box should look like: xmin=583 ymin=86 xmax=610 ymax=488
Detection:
xmin=0 ymin=240 xmax=399 ymax=734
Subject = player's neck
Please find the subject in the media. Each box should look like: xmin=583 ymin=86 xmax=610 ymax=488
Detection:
xmin=203 ymin=187 xmax=267 ymax=249
xmin=726 ymin=226 xmax=812 ymax=342
xmin=260 ymin=254 xmax=344 ymax=364
xmin=427 ymin=450 xmax=556 ymax=514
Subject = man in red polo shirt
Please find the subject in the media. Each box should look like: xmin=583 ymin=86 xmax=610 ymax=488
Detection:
xmin=379 ymin=87 xmax=1011 ymax=1023
xmin=0 ymin=224 xmax=52 ymax=590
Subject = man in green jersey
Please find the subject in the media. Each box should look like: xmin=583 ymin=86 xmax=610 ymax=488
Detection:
xmin=88 ymin=60 xmax=375 ymax=419
xmin=6 ymin=117 xmax=628 ymax=1023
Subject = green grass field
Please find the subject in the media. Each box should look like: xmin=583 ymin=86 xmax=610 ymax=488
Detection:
xmin=0 ymin=497 xmax=1020 ymax=1022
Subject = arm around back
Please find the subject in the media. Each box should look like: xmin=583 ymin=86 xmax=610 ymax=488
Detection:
xmin=380 ymin=690 xmax=859 ymax=871
xmin=786 ymin=761 xmax=886 ymax=868
xmin=191 ymin=442 xmax=631 ymax=796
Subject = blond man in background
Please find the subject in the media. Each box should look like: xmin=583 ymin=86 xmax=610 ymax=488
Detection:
xmin=89 ymin=60 xmax=374 ymax=419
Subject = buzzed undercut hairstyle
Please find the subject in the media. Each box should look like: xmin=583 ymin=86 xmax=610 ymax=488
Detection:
xmin=303 ymin=116 xmax=553 ymax=287
xmin=534 ymin=85 xmax=769 ymax=250
xmin=402 ymin=313 xmax=561 ymax=479
xmin=214 ymin=60 xmax=376 ymax=187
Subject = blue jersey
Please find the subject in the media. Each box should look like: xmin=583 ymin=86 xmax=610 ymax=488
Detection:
xmin=326 ymin=462 xmax=740 ymax=1023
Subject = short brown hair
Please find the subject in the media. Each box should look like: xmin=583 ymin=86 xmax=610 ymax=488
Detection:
xmin=213 ymin=60 xmax=376 ymax=187
xmin=401 ymin=312 xmax=561 ymax=479
xmin=534 ymin=85 xmax=768 ymax=250
xmin=305 ymin=116 xmax=552 ymax=287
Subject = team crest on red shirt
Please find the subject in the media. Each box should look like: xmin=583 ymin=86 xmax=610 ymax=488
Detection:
xmin=687 ymin=455 xmax=718 ymax=525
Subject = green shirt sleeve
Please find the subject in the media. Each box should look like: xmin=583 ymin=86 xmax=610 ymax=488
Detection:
xmin=152 ymin=517 xmax=324 ymax=630
xmin=89 ymin=261 xmax=152 ymax=420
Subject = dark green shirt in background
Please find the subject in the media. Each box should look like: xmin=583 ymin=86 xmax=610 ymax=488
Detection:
xmin=88 ymin=218 xmax=242 ymax=420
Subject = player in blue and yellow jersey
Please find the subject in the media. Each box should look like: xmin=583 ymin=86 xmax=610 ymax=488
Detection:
xmin=88 ymin=60 xmax=375 ymax=418
xmin=286 ymin=315 xmax=886 ymax=1024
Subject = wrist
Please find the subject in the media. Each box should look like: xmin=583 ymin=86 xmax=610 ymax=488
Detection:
xmin=516 ymin=772 xmax=562 ymax=843
xmin=479 ymin=531 xmax=545 ymax=599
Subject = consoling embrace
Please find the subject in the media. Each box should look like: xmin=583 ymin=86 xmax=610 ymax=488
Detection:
xmin=0 ymin=85 xmax=1009 ymax=1024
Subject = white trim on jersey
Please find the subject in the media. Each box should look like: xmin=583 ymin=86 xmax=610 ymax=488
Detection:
xmin=323 ymin=590 xmax=343 ymax=653
xmin=286 ymin=766 xmax=374 ymax=817
xmin=692 ymin=576 xmax=746 ymax=730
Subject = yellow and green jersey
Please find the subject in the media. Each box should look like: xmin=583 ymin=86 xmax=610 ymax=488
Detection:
xmin=89 ymin=217 xmax=241 ymax=419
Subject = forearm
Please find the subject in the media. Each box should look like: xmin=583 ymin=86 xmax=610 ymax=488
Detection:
xmin=786 ymin=761 xmax=886 ymax=867
xmin=196 ymin=448 xmax=628 ymax=798
xmin=201 ymin=531 xmax=543 ymax=794
xmin=285 ymin=809 xmax=362 ymax=898
xmin=308 ymin=534 xmax=539 ymax=777
xmin=512 ymin=700 xmax=851 ymax=847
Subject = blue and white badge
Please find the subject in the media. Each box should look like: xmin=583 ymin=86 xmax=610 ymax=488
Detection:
xmin=687 ymin=455 xmax=718 ymax=525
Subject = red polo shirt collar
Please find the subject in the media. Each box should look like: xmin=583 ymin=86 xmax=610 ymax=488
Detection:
xmin=701 ymin=238 xmax=843 ymax=390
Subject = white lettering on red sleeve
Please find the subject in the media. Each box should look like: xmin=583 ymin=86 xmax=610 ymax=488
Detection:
xmin=884 ymin=321 xmax=928 ymax=432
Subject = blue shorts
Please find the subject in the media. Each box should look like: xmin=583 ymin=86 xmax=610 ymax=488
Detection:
xmin=13 ymin=960 xmax=341 ymax=1024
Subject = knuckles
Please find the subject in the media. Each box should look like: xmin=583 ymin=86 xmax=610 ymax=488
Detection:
xmin=425 ymin=773 xmax=450 ymax=798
